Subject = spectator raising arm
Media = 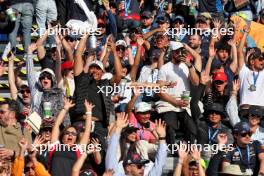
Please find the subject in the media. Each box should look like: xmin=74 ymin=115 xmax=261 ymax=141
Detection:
xmin=227 ymin=39 xmax=238 ymax=74
xmin=130 ymin=37 xmax=144 ymax=81
xmin=182 ymin=43 xmax=202 ymax=72
xmin=238 ymin=24 xmax=250 ymax=71
xmin=205 ymin=37 xmax=216 ymax=75
xmin=74 ymin=33 xmax=89 ymax=76
xmin=8 ymin=53 xmax=18 ymax=100
xmin=72 ymin=153 xmax=88 ymax=176
xmin=173 ymin=142 xmax=188 ymax=176
xmin=51 ymin=98 xmax=75 ymax=143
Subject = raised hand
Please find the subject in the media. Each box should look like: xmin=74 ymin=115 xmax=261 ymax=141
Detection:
xmin=137 ymin=37 xmax=144 ymax=46
xmin=232 ymin=79 xmax=240 ymax=93
xmin=155 ymin=119 xmax=166 ymax=138
xmin=212 ymin=19 xmax=222 ymax=29
xmin=217 ymin=133 xmax=228 ymax=145
xmin=227 ymin=39 xmax=236 ymax=47
xmin=28 ymin=43 xmax=38 ymax=54
xmin=32 ymin=135 xmax=45 ymax=148
xmin=209 ymin=44 xmax=216 ymax=58
xmin=63 ymin=98 xmax=75 ymax=111
xmin=243 ymin=24 xmax=250 ymax=33
xmin=90 ymin=138 xmax=100 ymax=152
xmin=190 ymin=145 xmax=201 ymax=161
xmin=178 ymin=142 xmax=188 ymax=160
xmin=200 ymin=71 xmax=210 ymax=85
xmin=132 ymin=86 xmax=142 ymax=97
xmin=19 ymin=137 xmax=29 ymax=151
xmin=233 ymin=18 xmax=241 ymax=31
xmin=115 ymin=112 xmax=129 ymax=131
xmin=84 ymin=99 xmax=95 ymax=112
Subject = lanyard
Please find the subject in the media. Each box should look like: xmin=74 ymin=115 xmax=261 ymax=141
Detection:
xmin=124 ymin=0 xmax=131 ymax=16
xmin=208 ymin=127 xmax=219 ymax=144
xmin=237 ymin=145 xmax=251 ymax=167
xmin=137 ymin=122 xmax=144 ymax=140
xmin=253 ymin=71 xmax=260 ymax=86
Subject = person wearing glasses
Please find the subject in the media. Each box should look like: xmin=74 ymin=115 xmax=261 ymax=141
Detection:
xmin=222 ymin=121 xmax=264 ymax=175
xmin=227 ymin=79 xmax=264 ymax=146
xmin=26 ymin=43 xmax=65 ymax=124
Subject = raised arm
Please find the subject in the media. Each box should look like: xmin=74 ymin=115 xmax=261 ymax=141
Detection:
xmin=228 ymin=39 xmax=238 ymax=74
xmin=74 ymin=34 xmax=88 ymax=76
xmin=109 ymin=40 xmax=123 ymax=85
xmin=126 ymin=87 xmax=141 ymax=116
xmin=8 ymin=53 xmax=18 ymax=100
xmin=79 ymin=100 xmax=94 ymax=145
xmin=72 ymin=153 xmax=88 ymax=176
xmin=183 ymin=43 xmax=202 ymax=72
xmin=205 ymin=38 xmax=216 ymax=75
xmin=238 ymin=25 xmax=250 ymax=71
xmin=26 ymin=43 xmax=38 ymax=96
xmin=51 ymin=98 xmax=75 ymax=143
xmin=54 ymin=35 xmax=63 ymax=83
xmin=61 ymin=36 xmax=74 ymax=61
xmin=130 ymin=38 xmax=144 ymax=81
xmin=173 ymin=143 xmax=188 ymax=176
xmin=36 ymin=30 xmax=49 ymax=60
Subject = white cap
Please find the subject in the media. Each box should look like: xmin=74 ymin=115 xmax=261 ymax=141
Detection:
xmin=135 ymin=102 xmax=152 ymax=113
xmin=116 ymin=40 xmax=127 ymax=47
xmin=169 ymin=41 xmax=184 ymax=51
xmin=89 ymin=60 xmax=105 ymax=72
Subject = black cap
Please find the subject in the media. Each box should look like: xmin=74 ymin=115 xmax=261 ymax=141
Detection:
xmin=248 ymin=106 xmax=263 ymax=118
xmin=141 ymin=11 xmax=152 ymax=18
xmin=204 ymin=103 xmax=226 ymax=119
xmin=123 ymin=151 xmax=149 ymax=166
xmin=156 ymin=16 xmax=170 ymax=24
xmin=233 ymin=122 xmax=251 ymax=134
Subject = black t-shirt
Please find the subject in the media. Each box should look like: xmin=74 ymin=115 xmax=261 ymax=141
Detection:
xmin=50 ymin=149 xmax=78 ymax=176
xmin=224 ymin=141 xmax=264 ymax=175
xmin=73 ymin=72 xmax=108 ymax=122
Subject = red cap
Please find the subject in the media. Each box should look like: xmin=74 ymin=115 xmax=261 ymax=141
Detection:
xmin=213 ymin=72 xmax=228 ymax=82
xmin=61 ymin=61 xmax=74 ymax=71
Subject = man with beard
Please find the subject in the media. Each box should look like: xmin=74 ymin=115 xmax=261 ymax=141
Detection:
xmin=156 ymin=41 xmax=200 ymax=144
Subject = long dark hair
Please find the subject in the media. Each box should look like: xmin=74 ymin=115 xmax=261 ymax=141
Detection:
xmin=119 ymin=131 xmax=137 ymax=162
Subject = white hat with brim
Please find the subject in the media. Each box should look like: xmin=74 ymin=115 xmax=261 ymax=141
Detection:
xmin=169 ymin=41 xmax=184 ymax=51
xmin=89 ymin=60 xmax=105 ymax=72
xmin=135 ymin=102 xmax=152 ymax=113
xmin=219 ymin=165 xmax=251 ymax=176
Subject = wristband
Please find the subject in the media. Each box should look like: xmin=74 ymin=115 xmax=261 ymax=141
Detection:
xmin=85 ymin=111 xmax=92 ymax=115
xmin=127 ymin=45 xmax=132 ymax=49
xmin=159 ymin=137 xmax=166 ymax=140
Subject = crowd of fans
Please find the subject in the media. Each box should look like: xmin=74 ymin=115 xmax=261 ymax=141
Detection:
xmin=1 ymin=0 xmax=264 ymax=175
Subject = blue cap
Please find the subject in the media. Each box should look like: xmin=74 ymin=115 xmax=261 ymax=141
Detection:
xmin=233 ymin=122 xmax=250 ymax=134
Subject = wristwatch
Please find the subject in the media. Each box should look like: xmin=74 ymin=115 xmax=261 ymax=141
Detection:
xmin=159 ymin=137 xmax=166 ymax=140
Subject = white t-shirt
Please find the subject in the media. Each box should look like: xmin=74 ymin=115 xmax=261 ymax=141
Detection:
xmin=239 ymin=65 xmax=264 ymax=106
xmin=138 ymin=65 xmax=159 ymax=83
xmin=157 ymin=62 xmax=190 ymax=97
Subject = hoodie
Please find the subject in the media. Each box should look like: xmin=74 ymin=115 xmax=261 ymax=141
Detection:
xmin=26 ymin=55 xmax=66 ymax=124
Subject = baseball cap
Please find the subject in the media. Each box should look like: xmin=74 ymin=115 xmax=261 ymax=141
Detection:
xmin=169 ymin=41 xmax=184 ymax=51
xmin=156 ymin=15 xmax=170 ymax=24
xmin=141 ymin=11 xmax=152 ymax=18
xmin=233 ymin=122 xmax=251 ymax=134
xmin=123 ymin=151 xmax=149 ymax=166
xmin=196 ymin=15 xmax=207 ymax=23
xmin=212 ymin=72 xmax=228 ymax=82
xmin=248 ymin=106 xmax=263 ymax=118
xmin=61 ymin=60 xmax=74 ymax=72
xmin=204 ymin=103 xmax=226 ymax=119
xmin=89 ymin=60 xmax=105 ymax=72
xmin=135 ymin=102 xmax=151 ymax=113
xmin=116 ymin=40 xmax=127 ymax=48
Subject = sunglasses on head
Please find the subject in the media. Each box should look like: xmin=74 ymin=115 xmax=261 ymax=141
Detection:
xmin=64 ymin=131 xmax=77 ymax=136
xmin=20 ymin=89 xmax=30 ymax=94
xmin=239 ymin=132 xmax=252 ymax=137
xmin=39 ymin=72 xmax=52 ymax=80
xmin=214 ymin=80 xmax=225 ymax=85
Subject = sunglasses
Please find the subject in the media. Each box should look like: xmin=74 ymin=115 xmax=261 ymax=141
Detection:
xmin=41 ymin=127 xmax=52 ymax=132
xmin=116 ymin=46 xmax=126 ymax=52
xmin=20 ymin=89 xmax=30 ymax=94
xmin=24 ymin=166 xmax=34 ymax=172
xmin=239 ymin=132 xmax=252 ymax=137
xmin=214 ymin=80 xmax=225 ymax=85
xmin=133 ymin=164 xmax=144 ymax=169
xmin=174 ymin=20 xmax=183 ymax=24
xmin=39 ymin=72 xmax=52 ymax=80
xmin=64 ymin=131 xmax=77 ymax=136
xmin=98 ymin=24 xmax=106 ymax=28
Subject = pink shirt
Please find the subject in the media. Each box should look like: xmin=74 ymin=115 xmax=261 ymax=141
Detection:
xmin=129 ymin=113 xmax=156 ymax=142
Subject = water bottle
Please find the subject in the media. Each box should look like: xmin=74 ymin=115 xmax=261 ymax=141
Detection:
xmin=6 ymin=8 xmax=16 ymax=22
xmin=43 ymin=102 xmax=52 ymax=118
xmin=89 ymin=35 xmax=97 ymax=49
